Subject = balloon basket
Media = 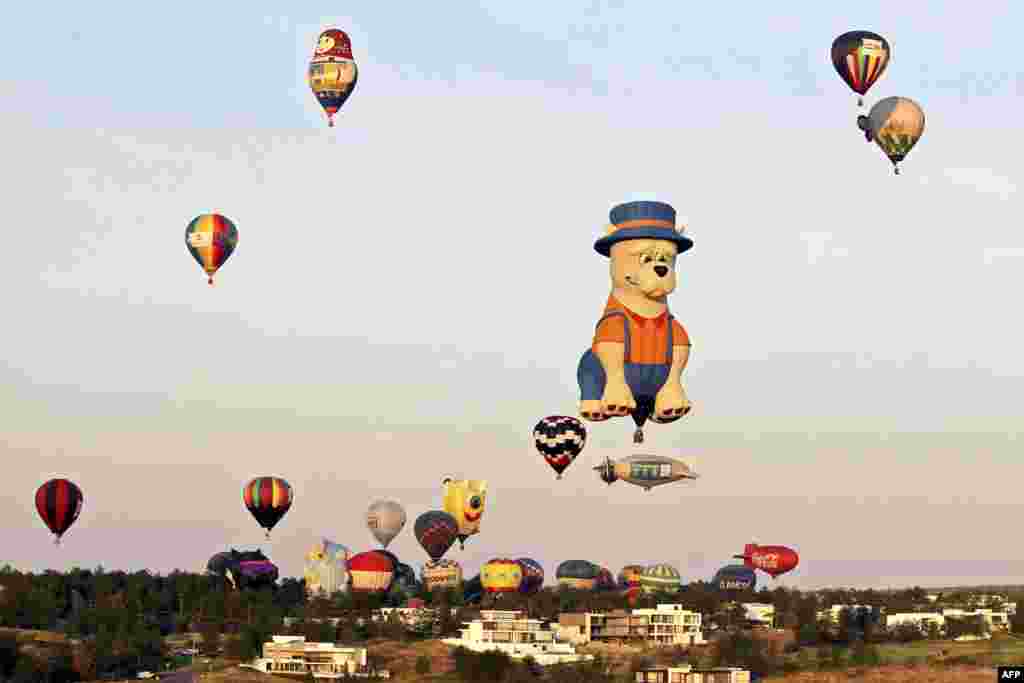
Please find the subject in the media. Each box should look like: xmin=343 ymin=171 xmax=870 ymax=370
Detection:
xmin=555 ymin=474 xmax=562 ymax=480
xmin=894 ymin=167 xmax=900 ymax=176
xmin=857 ymin=97 xmax=864 ymax=107
xmin=208 ymin=276 xmax=214 ymax=286
xmin=54 ymin=537 xmax=61 ymax=547
xmin=265 ymin=531 xmax=271 ymax=540
xmin=633 ymin=429 xmax=644 ymax=444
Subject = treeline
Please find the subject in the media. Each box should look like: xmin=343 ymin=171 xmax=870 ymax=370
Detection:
xmin=3 ymin=563 xmax=1024 ymax=681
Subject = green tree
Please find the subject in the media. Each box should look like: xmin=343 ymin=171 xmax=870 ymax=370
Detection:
xmin=816 ymin=644 xmax=831 ymax=669
xmin=829 ymin=644 xmax=845 ymax=669
xmin=849 ymin=638 xmax=867 ymax=667
xmin=11 ymin=654 xmax=43 ymax=683
xmin=198 ymin=620 xmax=222 ymax=655
xmin=383 ymin=611 xmax=406 ymax=642
xmin=797 ymin=622 xmax=818 ymax=646
xmin=414 ymin=655 xmax=431 ymax=674
xmin=0 ymin=633 xmax=18 ymax=679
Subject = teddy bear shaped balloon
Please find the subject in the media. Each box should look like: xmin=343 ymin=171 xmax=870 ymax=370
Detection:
xmin=577 ymin=200 xmax=693 ymax=443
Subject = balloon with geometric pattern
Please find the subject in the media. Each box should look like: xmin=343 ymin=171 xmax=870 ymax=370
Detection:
xmin=242 ymin=477 xmax=293 ymax=539
xmin=532 ymin=415 xmax=587 ymax=479
xmin=831 ymin=31 xmax=891 ymax=107
xmin=185 ymin=214 xmax=238 ymax=286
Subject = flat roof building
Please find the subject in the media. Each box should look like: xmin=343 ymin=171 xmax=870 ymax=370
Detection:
xmin=558 ymin=604 xmax=704 ymax=647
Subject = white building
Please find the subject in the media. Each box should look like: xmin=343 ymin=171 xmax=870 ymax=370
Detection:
xmin=557 ymin=604 xmax=704 ymax=646
xmin=742 ymin=603 xmax=775 ymax=627
xmin=250 ymin=635 xmax=388 ymax=679
xmin=941 ymin=608 xmax=1009 ymax=630
xmin=817 ymin=604 xmax=884 ymax=624
xmin=375 ymin=606 xmax=447 ymax=630
xmin=443 ymin=610 xmax=593 ymax=667
xmin=885 ymin=612 xmax=945 ymax=633
xmin=634 ymin=664 xmax=750 ymax=683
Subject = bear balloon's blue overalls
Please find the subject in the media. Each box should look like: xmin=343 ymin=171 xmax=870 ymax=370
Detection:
xmin=577 ymin=308 xmax=679 ymax=444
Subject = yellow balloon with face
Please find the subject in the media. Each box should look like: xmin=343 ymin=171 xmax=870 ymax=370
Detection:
xmin=441 ymin=478 xmax=487 ymax=548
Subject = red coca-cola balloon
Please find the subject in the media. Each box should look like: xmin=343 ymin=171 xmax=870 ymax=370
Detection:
xmin=734 ymin=543 xmax=799 ymax=578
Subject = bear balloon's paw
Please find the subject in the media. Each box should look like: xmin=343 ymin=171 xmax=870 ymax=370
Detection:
xmin=655 ymin=382 xmax=690 ymax=422
xmin=601 ymin=382 xmax=636 ymax=417
xmin=579 ymin=400 xmax=609 ymax=422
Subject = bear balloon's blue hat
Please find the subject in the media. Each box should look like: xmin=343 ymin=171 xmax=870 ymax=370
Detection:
xmin=593 ymin=200 xmax=694 ymax=257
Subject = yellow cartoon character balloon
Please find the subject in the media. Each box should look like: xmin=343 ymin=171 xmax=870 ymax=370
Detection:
xmin=441 ymin=478 xmax=487 ymax=550
xmin=481 ymin=558 xmax=523 ymax=594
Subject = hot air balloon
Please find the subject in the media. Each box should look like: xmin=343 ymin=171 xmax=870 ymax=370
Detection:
xmin=578 ymin=201 xmax=694 ymax=444
xmin=243 ymin=477 xmax=293 ymax=539
xmin=734 ymin=543 xmax=799 ymax=579
xmin=857 ymin=96 xmax=925 ymax=175
xmin=618 ymin=565 xmax=644 ymax=590
xmin=422 ymin=559 xmax=463 ymax=592
xmin=556 ymin=560 xmax=599 ymax=590
xmin=481 ymin=559 xmax=523 ymax=594
xmin=35 ymin=478 xmax=83 ymax=545
xmin=831 ymin=31 xmax=891 ymax=107
xmin=304 ymin=539 xmax=351 ymax=597
xmin=349 ymin=550 xmax=395 ymax=593
xmin=366 ymin=500 xmax=406 ymax=548
xmin=441 ymin=478 xmax=487 ymax=550
xmin=713 ymin=565 xmax=757 ymax=592
xmin=463 ymin=574 xmax=484 ymax=605
xmin=376 ymin=549 xmax=401 ymax=590
xmin=516 ymin=558 xmax=544 ymax=595
xmin=185 ymin=214 xmax=238 ymax=286
xmin=207 ymin=549 xmax=278 ymax=590
xmin=308 ymin=28 xmax=358 ymax=127
xmin=618 ymin=565 xmax=645 ymax=604
xmin=390 ymin=563 xmax=420 ymax=600
xmin=640 ymin=564 xmax=681 ymax=594
xmin=595 ymin=567 xmax=617 ymax=592
xmin=414 ymin=510 xmax=459 ymax=562
xmin=533 ymin=416 xmax=587 ymax=479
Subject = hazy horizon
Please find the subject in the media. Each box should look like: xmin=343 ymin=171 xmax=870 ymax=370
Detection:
xmin=2 ymin=1 xmax=1022 ymax=591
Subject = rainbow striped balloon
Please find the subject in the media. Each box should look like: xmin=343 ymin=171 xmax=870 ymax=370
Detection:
xmin=243 ymin=477 xmax=293 ymax=539
xmin=185 ymin=213 xmax=238 ymax=286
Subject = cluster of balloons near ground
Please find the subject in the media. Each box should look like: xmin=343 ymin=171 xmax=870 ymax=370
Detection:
xmin=831 ymin=30 xmax=925 ymax=175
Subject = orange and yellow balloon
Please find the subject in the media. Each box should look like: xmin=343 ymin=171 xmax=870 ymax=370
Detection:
xmin=185 ymin=214 xmax=238 ymax=286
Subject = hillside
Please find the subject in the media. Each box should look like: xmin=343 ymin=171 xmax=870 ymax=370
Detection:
xmin=764 ymin=665 xmax=995 ymax=683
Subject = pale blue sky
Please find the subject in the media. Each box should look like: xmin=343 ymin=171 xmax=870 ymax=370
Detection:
xmin=2 ymin=1 xmax=1022 ymax=589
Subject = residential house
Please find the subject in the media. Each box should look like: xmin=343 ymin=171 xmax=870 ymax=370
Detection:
xmin=250 ymin=635 xmax=389 ymax=679
xmin=558 ymin=604 xmax=704 ymax=646
xmin=885 ymin=612 xmax=945 ymax=634
xmin=941 ymin=608 xmax=1009 ymax=630
xmin=442 ymin=609 xmax=593 ymax=666
xmin=742 ymin=603 xmax=775 ymax=628
xmin=634 ymin=664 xmax=750 ymax=683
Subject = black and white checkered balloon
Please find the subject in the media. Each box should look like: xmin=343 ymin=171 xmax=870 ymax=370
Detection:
xmin=533 ymin=415 xmax=587 ymax=479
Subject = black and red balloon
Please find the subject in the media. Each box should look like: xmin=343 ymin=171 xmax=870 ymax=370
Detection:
xmin=414 ymin=510 xmax=459 ymax=562
xmin=35 ymin=478 xmax=83 ymax=545
xmin=533 ymin=416 xmax=587 ymax=479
